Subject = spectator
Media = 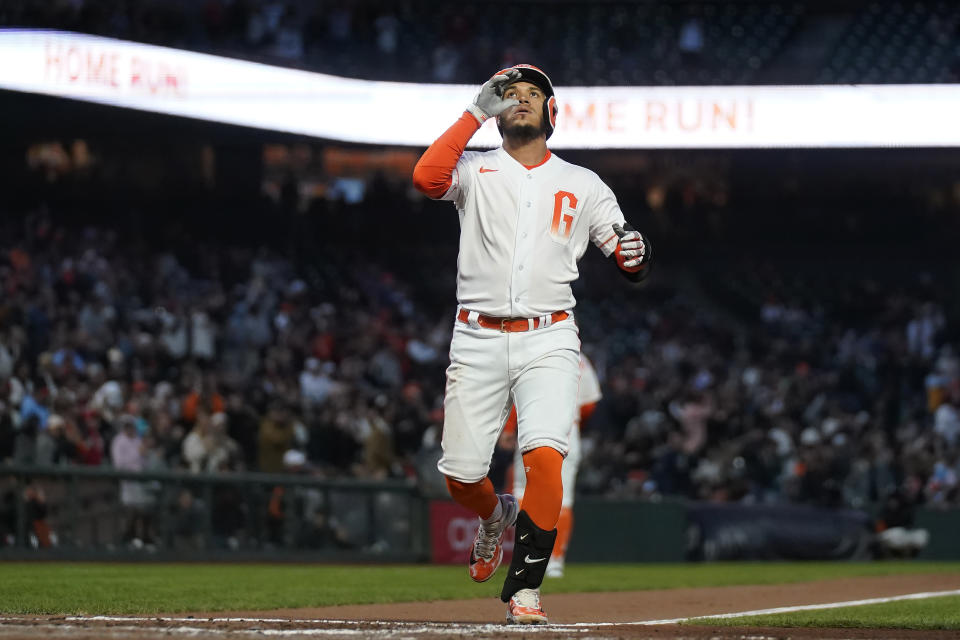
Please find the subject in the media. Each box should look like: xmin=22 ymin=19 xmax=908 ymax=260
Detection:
xmin=149 ymin=409 xmax=183 ymax=468
xmin=259 ymin=402 xmax=294 ymax=473
xmin=110 ymin=416 xmax=155 ymax=547
xmin=678 ymin=15 xmax=705 ymax=63
xmin=0 ymin=400 xmax=14 ymax=463
xmin=19 ymin=381 xmax=51 ymax=431
xmin=182 ymin=410 xmax=214 ymax=473
xmin=299 ymin=357 xmax=341 ymax=409
xmin=190 ymin=307 xmax=217 ymax=362
xmin=934 ymin=387 xmax=960 ymax=447
xmin=225 ymin=392 xmax=259 ymax=470
xmin=23 ymin=485 xmax=54 ymax=548
xmin=170 ymin=489 xmax=205 ymax=550
xmin=181 ymin=378 xmax=225 ymax=426
xmin=206 ymin=412 xmax=243 ymax=472
xmin=76 ymin=411 xmax=105 ymax=466
xmin=13 ymin=414 xmax=41 ymax=466
xmin=35 ymin=414 xmax=75 ymax=466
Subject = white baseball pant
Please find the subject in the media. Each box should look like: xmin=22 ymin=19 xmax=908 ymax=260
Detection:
xmin=513 ymin=415 xmax=581 ymax=508
xmin=437 ymin=308 xmax=579 ymax=483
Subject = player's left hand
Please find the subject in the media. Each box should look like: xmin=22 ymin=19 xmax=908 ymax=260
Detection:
xmin=467 ymin=69 xmax=522 ymax=123
xmin=613 ymin=223 xmax=646 ymax=268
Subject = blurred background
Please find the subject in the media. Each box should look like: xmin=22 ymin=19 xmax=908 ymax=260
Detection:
xmin=1 ymin=0 xmax=958 ymax=563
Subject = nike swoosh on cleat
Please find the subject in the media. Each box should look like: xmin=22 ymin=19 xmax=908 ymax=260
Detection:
xmin=479 ymin=167 xmax=499 ymax=173
xmin=524 ymin=555 xmax=546 ymax=564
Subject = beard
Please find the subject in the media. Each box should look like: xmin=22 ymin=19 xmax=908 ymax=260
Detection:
xmin=501 ymin=118 xmax=547 ymax=144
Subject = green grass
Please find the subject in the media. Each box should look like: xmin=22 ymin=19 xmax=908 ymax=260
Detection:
xmin=0 ymin=561 xmax=957 ymax=615
xmin=691 ymin=595 xmax=960 ymax=630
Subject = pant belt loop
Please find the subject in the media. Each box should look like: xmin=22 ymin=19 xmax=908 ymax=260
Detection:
xmin=541 ymin=313 xmax=552 ymax=328
xmin=466 ymin=309 xmax=481 ymax=330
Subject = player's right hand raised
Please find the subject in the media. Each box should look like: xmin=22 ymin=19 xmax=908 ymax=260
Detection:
xmin=467 ymin=69 xmax=521 ymax=124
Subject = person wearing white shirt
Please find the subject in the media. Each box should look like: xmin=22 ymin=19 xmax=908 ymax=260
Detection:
xmin=413 ymin=64 xmax=652 ymax=624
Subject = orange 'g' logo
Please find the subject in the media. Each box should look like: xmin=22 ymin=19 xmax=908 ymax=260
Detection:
xmin=551 ymin=191 xmax=578 ymax=239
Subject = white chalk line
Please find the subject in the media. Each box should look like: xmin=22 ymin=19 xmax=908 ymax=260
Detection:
xmin=629 ymin=588 xmax=960 ymax=626
xmin=0 ymin=589 xmax=957 ymax=636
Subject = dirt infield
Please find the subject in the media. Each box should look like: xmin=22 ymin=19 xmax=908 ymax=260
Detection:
xmin=1 ymin=572 xmax=958 ymax=639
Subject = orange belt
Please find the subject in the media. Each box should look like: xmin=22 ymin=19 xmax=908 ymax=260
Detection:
xmin=457 ymin=309 xmax=568 ymax=333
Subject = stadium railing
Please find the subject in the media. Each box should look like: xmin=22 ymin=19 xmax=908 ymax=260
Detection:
xmin=0 ymin=465 xmax=428 ymax=562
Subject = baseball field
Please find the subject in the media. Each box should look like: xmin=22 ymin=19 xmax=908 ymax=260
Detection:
xmin=1 ymin=561 xmax=958 ymax=639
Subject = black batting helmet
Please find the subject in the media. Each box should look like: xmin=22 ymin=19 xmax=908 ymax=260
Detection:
xmin=495 ymin=64 xmax=559 ymax=140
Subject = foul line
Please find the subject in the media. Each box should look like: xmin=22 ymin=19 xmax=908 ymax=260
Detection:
xmin=0 ymin=589 xmax=958 ymax=636
xmin=621 ymin=588 xmax=960 ymax=626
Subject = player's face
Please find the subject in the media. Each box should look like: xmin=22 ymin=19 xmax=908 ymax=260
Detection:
xmin=501 ymin=81 xmax=545 ymax=128
xmin=499 ymin=81 xmax=548 ymax=142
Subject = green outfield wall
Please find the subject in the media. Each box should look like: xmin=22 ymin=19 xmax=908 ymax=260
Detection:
xmin=916 ymin=508 xmax=960 ymax=561
xmin=566 ymin=498 xmax=687 ymax=562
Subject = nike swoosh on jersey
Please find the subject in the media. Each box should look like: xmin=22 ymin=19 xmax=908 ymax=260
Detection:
xmin=478 ymin=167 xmax=499 ymax=173
xmin=519 ymin=533 xmax=529 ymax=541
xmin=524 ymin=555 xmax=546 ymax=564
xmin=514 ymin=568 xmax=525 ymax=576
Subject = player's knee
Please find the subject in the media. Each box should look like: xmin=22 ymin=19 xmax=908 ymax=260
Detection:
xmin=522 ymin=446 xmax=565 ymax=477
xmin=444 ymin=476 xmax=479 ymax=495
xmin=437 ymin=457 xmax=490 ymax=485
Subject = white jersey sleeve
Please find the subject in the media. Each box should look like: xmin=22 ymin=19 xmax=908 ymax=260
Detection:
xmin=439 ymin=151 xmax=482 ymax=208
xmin=587 ymin=178 xmax=628 ymax=258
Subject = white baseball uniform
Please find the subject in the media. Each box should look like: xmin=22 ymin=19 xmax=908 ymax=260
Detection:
xmin=434 ymin=146 xmax=628 ymax=483
xmin=513 ymin=354 xmax=602 ymax=507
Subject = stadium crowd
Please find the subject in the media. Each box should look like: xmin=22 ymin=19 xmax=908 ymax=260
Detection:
xmin=1 ymin=200 xmax=958 ymax=518
xmin=3 ymin=0 xmax=960 ymax=552
xmin=4 ymin=0 xmax=959 ymax=84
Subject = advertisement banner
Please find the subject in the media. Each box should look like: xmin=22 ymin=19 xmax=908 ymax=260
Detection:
xmin=429 ymin=499 xmax=514 ymax=565
xmin=3 ymin=30 xmax=960 ymax=149
xmin=687 ymin=503 xmax=873 ymax=561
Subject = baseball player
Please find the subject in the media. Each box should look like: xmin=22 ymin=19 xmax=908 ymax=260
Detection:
xmin=506 ymin=352 xmax=601 ymax=579
xmin=412 ymin=64 xmax=652 ymax=625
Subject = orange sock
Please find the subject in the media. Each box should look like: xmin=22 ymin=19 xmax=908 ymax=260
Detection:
xmin=519 ymin=447 xmax=564 ymax=530
xmin=445 ymin=476 xmax=499 ymax=520
xmin=553 ymin=507 xmax=573 ymax=559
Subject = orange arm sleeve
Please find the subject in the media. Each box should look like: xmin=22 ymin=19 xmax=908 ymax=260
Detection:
xmin=411 ymin=111 xmax=481 ymax=199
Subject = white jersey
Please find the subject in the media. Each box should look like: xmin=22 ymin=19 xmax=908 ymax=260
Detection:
xmin=577 ymin=354 xmax=602 ymax=408
xmin=440 ymin=147 xmax=628 ymax=317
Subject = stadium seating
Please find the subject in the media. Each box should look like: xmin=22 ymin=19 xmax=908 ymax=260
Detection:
xmin=818 ymin=2 xmax=960 ymax=84
xmin=6 ymin=1 xmax=958 ymax=85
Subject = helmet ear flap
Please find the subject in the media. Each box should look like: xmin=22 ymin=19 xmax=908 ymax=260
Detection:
xmin=543 ymin=95 xmax=558 ymax=139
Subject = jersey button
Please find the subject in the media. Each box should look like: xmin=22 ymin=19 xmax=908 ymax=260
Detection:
xmin=514 ymin=296 xmax=520 ymax=302
xmin=522 ymin=232 xmax=528 ymax=238
xmin=518 ymin=265 xmax=524 ymax=271
xmin=526 ymin=201 xmax=532 ymax=207
xmin=526 ymin=174 xmax=532 ymax=180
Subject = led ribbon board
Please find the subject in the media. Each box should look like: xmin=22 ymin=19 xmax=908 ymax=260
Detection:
xmin=2 ymin=29 xmax=959 ymax=148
